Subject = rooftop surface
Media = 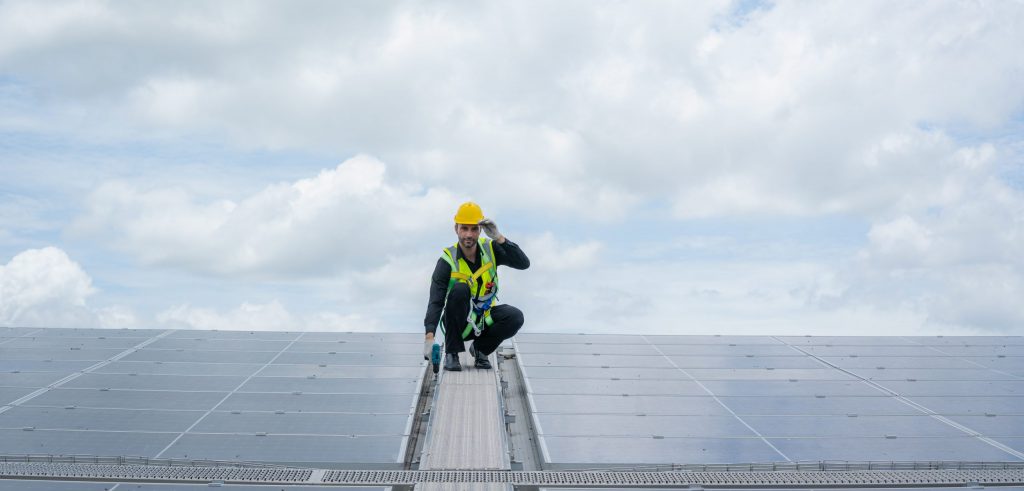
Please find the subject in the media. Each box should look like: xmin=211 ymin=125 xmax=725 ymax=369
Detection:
xmin=1 ymin=327 xmax=1023 ymax=490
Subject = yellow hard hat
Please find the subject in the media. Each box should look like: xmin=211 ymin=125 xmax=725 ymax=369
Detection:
xmin=454 ymin=201 xmax=484 ymax=224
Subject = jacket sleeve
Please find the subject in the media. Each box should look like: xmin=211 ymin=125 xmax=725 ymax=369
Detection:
xmin=493 ymin=239 xmax=530 ymax=270
xmin=423 ymin=258 xmax=451 ymax=334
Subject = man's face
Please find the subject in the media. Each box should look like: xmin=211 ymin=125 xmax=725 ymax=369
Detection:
xmin=455 ymin=223 xmax=480 ymax=249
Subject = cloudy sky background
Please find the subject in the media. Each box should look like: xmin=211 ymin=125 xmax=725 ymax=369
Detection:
xmin=1 ymin=0 xmax=1023 ymax=336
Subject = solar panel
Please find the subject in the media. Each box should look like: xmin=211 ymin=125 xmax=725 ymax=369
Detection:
xmin=514 ymin=333 xmax=1024 ymax=468
xmin=0 ymin=328 xmax=426 ymax=469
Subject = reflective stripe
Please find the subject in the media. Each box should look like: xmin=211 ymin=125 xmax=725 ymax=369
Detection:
xmin=441 ymin=238 xmax=500 ymax=338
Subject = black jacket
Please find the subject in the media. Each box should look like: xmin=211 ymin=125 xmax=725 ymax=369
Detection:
xmin=423 ymin=239 xmax=530 ymax=333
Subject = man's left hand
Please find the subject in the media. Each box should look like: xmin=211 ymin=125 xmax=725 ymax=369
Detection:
xmin=479 ymin=218 xmax=504 ymax=242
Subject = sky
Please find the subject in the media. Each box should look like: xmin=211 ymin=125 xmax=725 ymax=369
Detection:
xmin=1 ymin=0 xmax=1023 ymax=336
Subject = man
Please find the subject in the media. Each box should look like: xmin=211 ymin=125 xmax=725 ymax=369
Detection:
xmin=423 ymin=202 xmax=530 ymax=371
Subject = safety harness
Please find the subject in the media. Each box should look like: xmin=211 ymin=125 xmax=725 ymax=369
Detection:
xmin=440 ymin=238 xmax=499 ymax=339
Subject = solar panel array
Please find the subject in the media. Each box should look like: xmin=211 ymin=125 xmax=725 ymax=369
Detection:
xmin=0 ymin=327 xmax=425 ymax=469
xmin=514 ymin=333 xmax=1024 ymax=468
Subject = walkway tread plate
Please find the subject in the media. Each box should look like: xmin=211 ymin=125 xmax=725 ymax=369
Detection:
xmin=420 ymin=351 xmax=507 ymax=471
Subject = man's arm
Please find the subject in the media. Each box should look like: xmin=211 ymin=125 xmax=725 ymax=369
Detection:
xmin=493 ymin=239 xmax=530 ymax=270
xmin=423 ymin=258 xmax=451 ymax=335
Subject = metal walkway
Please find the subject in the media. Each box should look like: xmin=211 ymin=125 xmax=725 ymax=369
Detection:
xmin=417 ymin=348 xmax=511 ymax=490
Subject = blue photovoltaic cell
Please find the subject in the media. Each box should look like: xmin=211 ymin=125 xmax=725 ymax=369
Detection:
xmin=15 ymin=328 xmax=152 ymax=338
xmin=535 ymin=414 xmax=757 ymax=438
xmin=820 ymin=356 xmax=981 ymax=369
xmin=798 ymin=345 xmax=941 ymax=357
xmin=873 ymin=380 xmax=1024 ymax=397
xmin=24 ymin=388 xmax=227 ymax=410
xmin=0 ymin=348 xmax=126 ymax=361
xmin=900 ymin=396 xmax=1024 ymax=415
xmin=0 ymin=360 xmax=95 ymax=372
xmin=682 ymin=368 xmax=853 ymax=381
xmin=932 ymin=346 xmax=1024 ymax=356
xmin=0 ymin=406 xmax=200 ymax=432
xmin=648 ymin=335 xmax=781 ymax=345
xmin=258 ymin=364 xmax=424 ymax=378
xmin=515 ymin=342 xmax=660 ymax=355
xmin=192 ymin=411 xmax=410 ymax=435
xmin=217 ymin=392 xmax=414 ymax=413
xmin=272 ymin=352 xmax=422 ymax=366
xmin=521 ymin=366 xmax=687 ymax=380
xmin=516 ymin=333 xmax=647 ymax=345
xmin=907 ymin=336 xmax=1024 ymax=346
xmin=0 ymin=371 xmax=66 ymax=387
xmin=741 ymin=415 xmax=964 ymax=438
xmin=0 ymin=387 xmax=37 ymax=405
xmin=520 ymin=353 xmax=674 ymax=369
xmin=529 ymin=394 xmax=730 ymax=416
xmin=666 ymin=355 xmax=823 ymax=369
xmin=122 ymin=349 xmax=279 ymax=364
xmin=718 ymin=395 xmax=917 ymax=416
xmin=166 ymin=330 xmax=300 ymax=340
xmin=767 ymin=436 xmax=1021 ymax=461
xmin=297 ymin=332 xmax=421 ymax=343
xmin=61 ymin=373 xmax=248 ymax=391
xmin=518 ymin=333 xmax=1024 ymax=467
xmin=0 ymin=328 xmax=423 ymax=469
xmin=0 ymin=428 xmax=178 ymax=456
xmin=2 ymin=336 xmax=144 ymax=349
xmin=95 ymin=361 xmax=264 ymax=376
xmin=656 ymin=344 xmax=798 ymax=356
xmin=525 ymin=378 xmax=707 ymax=396
xmin=699 ymin=380 xmax=880 ymax=397
xmin=849 ymin=368 xmax=1019 ymax=381
xmin=287 ymin=341 xmax=422 ymax=355
xmin=945 ymin=415 xmax=1024 ymax=436
xmin=540 ymin=436 xmax=783 ymax=466
xmin=160 ymin=433 xmax=404 ymax=464
xmin=239 ymin=376 xmax=419 ymax=394
xmin=776 ymin=336 xmax=918 ymax=346
xmin=146 ymin=338 xmax=292 ymax=352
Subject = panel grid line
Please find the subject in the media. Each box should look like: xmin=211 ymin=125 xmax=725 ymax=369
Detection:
xmin=899 ymin=336 xmax=1024 ymax=381
xmin=0 ymin=330 xmax=176 ymax=416
xmin=640 ymin=335 xmax=792 ymax=462
xmin=153 ymin=331 xmax=307 ymax=458
xmin=0 ymin=328 xmax=45 ymax=346
xmin=773 ymin=336 xmax=1024 ymax=461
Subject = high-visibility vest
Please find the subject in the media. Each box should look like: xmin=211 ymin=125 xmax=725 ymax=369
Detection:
xmin=441 ymin=238 xmax=498 ymax=338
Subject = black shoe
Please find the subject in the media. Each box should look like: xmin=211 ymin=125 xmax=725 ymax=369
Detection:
xmin=469 ymin=344 xmax=492 ymax=369
xmin=443 ymin=353 xmax=462 ymax=371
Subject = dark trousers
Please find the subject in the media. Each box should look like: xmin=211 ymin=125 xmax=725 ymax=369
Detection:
xmin=443 ymin=283 xmax=524 ymax=355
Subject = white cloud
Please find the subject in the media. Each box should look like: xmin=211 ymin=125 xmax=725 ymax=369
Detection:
xmin=73 ymin=154 xmax=459 ymax=278
xmin=836 ymin=172 xmax=1024 ymax=332
xmin=5 ymin=1 xmax=1019 ymax=222
xmin=519 ymin=233 xmax=603 ymax=272
xmin=0 ymin=246 xmax=142 ymax=328
xmin=0 ymin=247 xmax=95 ymax=327
xmin=2 ymin=1 xmax=1023 ymax=336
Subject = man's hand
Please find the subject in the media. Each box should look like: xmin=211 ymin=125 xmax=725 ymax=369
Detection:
xmin=423 ymin=332 xmax=435 ymax=360
xmin=479 ymin=218 xmax=504 ymax=243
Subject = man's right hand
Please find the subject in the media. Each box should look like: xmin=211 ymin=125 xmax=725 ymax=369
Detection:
xmin=423 ymin=332 xmax=435 ymax=360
